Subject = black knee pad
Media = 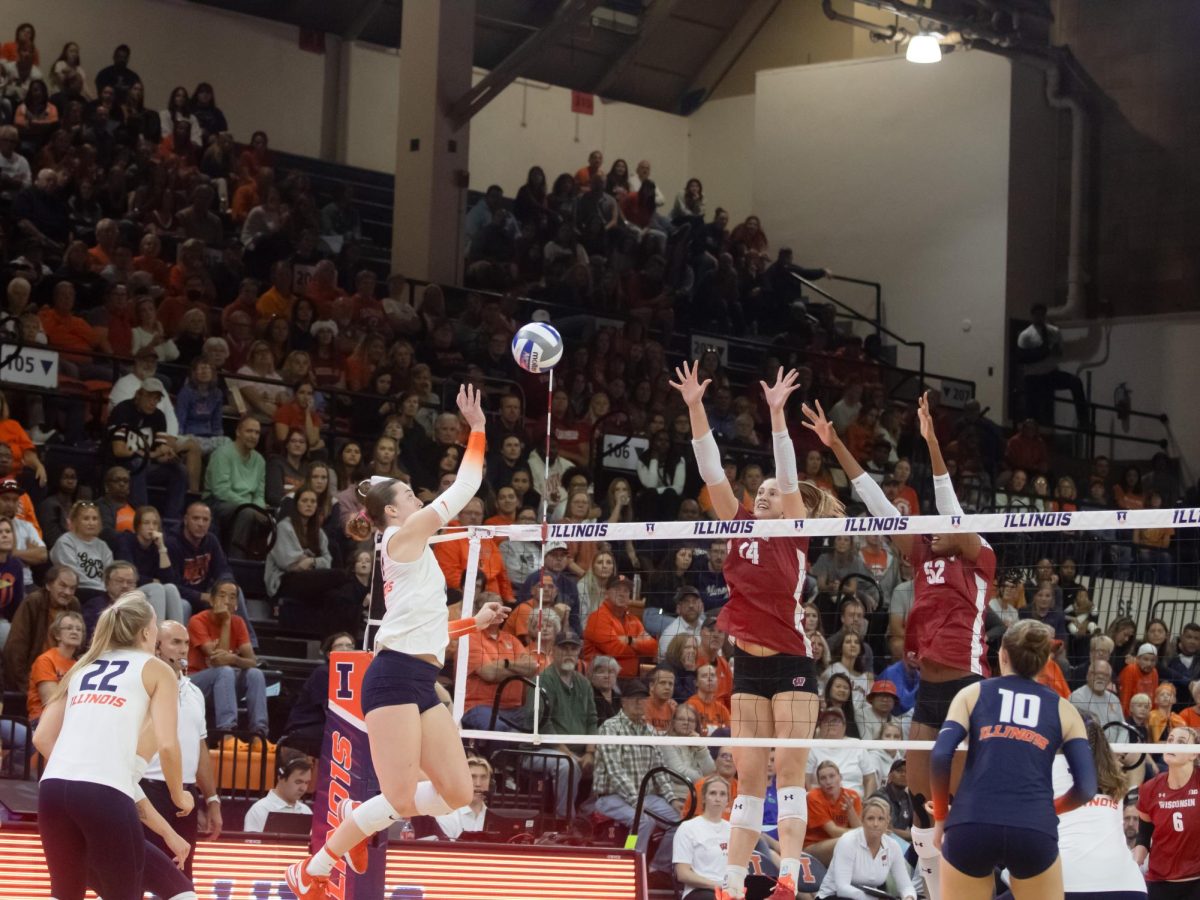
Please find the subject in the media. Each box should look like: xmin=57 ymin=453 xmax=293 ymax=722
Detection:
xmin=909 ymin=789 xmax=931 ymax=829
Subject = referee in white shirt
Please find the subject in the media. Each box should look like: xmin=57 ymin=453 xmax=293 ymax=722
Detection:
xmin=141 ymin=620 xmax=222 ymax=877
xmin=243 ymin=758 xmax=313 ymax=833
xmin=1016 ymin=303 xmax=1088 ymax=426
xmin=817 ymin=796 xmax=916 ymax=900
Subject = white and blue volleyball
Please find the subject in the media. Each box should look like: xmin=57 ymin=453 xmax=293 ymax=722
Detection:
xmin=511 ymin=322 xmax=563 ymax=373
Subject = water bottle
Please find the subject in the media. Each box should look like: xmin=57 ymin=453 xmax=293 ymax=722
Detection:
xmin=399 ymin=817 xmax=415 ymax=840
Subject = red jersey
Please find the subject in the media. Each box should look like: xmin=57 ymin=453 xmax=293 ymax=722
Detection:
xmin=716 ymin=507 xmax=812 ymax=656
xmin=904 ymin=537 xmax=996 ymax=676
xmin=1137 ymin=766 xmax=1200 ymax=882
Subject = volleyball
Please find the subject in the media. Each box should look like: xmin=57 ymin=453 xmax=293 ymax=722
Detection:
xmin=511 ymin=322 xmax=564 ymax=373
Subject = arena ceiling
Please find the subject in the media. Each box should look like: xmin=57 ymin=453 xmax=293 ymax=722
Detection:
xmin=185 ymin=0 xmax=779 ymax=116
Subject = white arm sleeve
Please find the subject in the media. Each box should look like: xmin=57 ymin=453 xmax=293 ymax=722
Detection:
xmin=691 ymin=430 xmax=725 ymax=487
xmin=932 ymin=473 xmax=964 ymax=517
xmin=772 ymin=430 xmax=798 ymax=494
xmin=850 ymin=473 xmax=902 ymax=518
xmin=432 ymin=450 xmax=484 ymax=524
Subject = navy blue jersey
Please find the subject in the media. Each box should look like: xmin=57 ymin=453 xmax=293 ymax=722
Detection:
xmin=946 ymin=675 xmax=1064 ymax=837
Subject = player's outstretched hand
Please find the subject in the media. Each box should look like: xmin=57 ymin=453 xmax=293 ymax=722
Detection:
xmin=760 ymin=366 xmax=802 ymax=415
xmin=917 ymin=391 xmax=937 ymax=444
xmin=457 ymin=383 xmax=487 ymax=431
xmin=668 ymin=360 xmax=711 ymax=408
xmin=475 ymin=601 xmax=509 ymax=630
xmin=800 ymin=399 xmax=837 ymax=447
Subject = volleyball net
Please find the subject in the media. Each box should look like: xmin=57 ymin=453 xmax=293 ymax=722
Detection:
xmin=435 ymin=506 xmax=1200 ymax=758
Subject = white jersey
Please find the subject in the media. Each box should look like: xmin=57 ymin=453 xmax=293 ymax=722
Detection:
xmin=42 ymin=649 xmax=153 ymax=798
xmin=372 ymin=527 xmax=450 ymax=664
xmin=1052 ymin=757 xmax=1147 ymax=895
xmin=144 ymin=675 xmax=207 ymax=783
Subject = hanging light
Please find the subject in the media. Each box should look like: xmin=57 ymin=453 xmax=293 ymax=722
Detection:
xmin=906 ymin=33 xmax=942 ymax=63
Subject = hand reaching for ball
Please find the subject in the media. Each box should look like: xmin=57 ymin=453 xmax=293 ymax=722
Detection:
xmin=457 ymin=384 xmax=487 ymax=431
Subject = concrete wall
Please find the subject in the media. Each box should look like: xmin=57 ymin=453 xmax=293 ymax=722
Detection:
xmin=1061 ymin=314 xmax=1200 ymax=479
xmin=752 ymin=52 xmax=1015 ymax=413
xmin=4 ymin=0 xmax=328 ymax=156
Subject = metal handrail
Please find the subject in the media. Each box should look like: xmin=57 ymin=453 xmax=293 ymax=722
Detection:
xmin=488 ymin=674 xmax=550 ymax=732
xmin=828 ymin=273 xmax=883 ymax=336
xmin=626 ymin=765 xmax=695 ymax=850
xmin=792 ymin=272 xmax=927 ymax=385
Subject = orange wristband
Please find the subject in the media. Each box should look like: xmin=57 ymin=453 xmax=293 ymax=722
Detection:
xmin=448 ymin=617 xmax=477 ymax=640
xmin=465 ymin=430 xmax=486 ymax=463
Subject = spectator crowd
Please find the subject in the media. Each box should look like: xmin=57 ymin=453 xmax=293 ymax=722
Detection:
xmin=0 ymin=17 xmax=1196 ymax=897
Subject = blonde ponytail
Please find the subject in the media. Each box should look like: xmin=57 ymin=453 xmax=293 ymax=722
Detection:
xmin=799 ymin=480 xmax=846 ymax=519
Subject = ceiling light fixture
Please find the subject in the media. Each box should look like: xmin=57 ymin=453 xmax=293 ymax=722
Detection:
xmin=906 ymin=32 xmax=943 ymax=63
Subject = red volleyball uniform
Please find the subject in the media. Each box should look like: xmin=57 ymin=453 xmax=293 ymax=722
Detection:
xmin=716 ymin=507 xmax=812 ymax=656
xmin=904 ymin=536 xmax=996 ymax=676
xmin=1137 ymin=766 xmax=1200 ymax=883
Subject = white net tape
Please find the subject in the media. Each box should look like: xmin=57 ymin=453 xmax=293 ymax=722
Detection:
xmin=440 ymin=507 xmax=1200 ymax=756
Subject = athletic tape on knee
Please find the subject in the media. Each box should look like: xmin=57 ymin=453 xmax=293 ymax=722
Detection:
xmin=728 ymin=794 xmax=765 ymax=833
xmin=352 ymin=793 xmax=403 ymax=835
xmin=776 ymin=785 xmax=808 ymax=823
xmin=414 ymin=780 xmax=453 ymax=816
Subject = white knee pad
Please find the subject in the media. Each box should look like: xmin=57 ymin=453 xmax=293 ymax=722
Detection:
xmin=910 ymin=825 xmax=943 ymax=900
xmin=776 ymin=785 xmax=808 ymax=823
xmin=728 ymin=794 xmax=765 ymax=833
xmin=414 ymin=780 xmax=453 ymax=816
xmin=352 ymin=793 xmax=402 ymax=835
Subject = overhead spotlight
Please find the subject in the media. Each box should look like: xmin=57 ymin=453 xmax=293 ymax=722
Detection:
xmin=906 ymin=33 xmax=942 ymax=64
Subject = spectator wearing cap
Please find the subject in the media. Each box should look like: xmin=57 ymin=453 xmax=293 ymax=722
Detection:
xmin=522 ymin=630 xmax=596 ymax=817
xmin=657 ymin=585 xmax=706 ymax=659
xmin=106 ymin=376 xmax=187 ymax=519
xmin=462 ymin=594 xmax=539 ymax=732
xmin=691 ymin=540 xmax=729 ymax=611
xmin=686 ymin=662 xmax=731 ymax=736
xmin=583 ymin=576 xmax=658 ymax=678
xmin=0 ymin=478 xmax=46 ymax=589
xmin=109 ymin=348 xmax=180 ymax=433
xmin=517 ymin=542 xmax=580 ymax=633
xmin=804 ymin=759 xmax=864 ymax=867
xmin=855 ymin=680 xmax=907 ymax=740
xmin=593 ymin=678 xmax=682 ymax=874
xmin=805 ymin=708 xmax=877 ymax=798
xmin=870 ymin=757 xmax=913 ymax=844
xmin=1118 ymin=643 xmax=1160 ymax=715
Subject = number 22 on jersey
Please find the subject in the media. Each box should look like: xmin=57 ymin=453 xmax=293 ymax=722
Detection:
xmin=70 ymin=659 xmax=131 ymax=708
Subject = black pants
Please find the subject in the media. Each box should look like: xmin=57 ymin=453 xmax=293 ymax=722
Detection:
xmin=1024 ymin=369 xmax=1089 ymax=426
xmin=1147 ymin=883 xmax=1200 ymax=900
xmin=39 ymin=778 xmax=145 ymax=900
xmin=141 ymin=778 xmax=199 ymax=879
xmin=92 ymin=841 xmax=194 ymax=900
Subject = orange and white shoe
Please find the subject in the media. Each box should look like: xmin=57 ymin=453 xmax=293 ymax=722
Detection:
xmin=766 ymin=873 xmax=798 ymax=900
xmin=285 ymin=859 xmax=328 ymax=900
xmin=333 ymin=798 xmax=370 ymax=874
